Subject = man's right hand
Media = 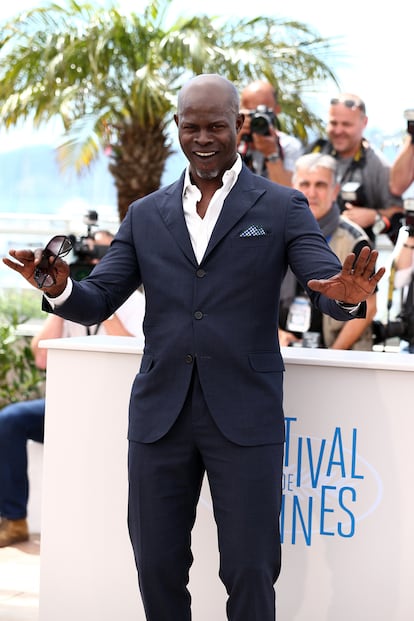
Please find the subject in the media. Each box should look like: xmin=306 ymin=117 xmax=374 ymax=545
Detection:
xmin=3 ymin=247 xmax=70 ymax=297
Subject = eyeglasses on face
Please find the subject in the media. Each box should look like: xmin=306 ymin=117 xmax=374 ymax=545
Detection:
xmin=34 ymin=235 xmax=73 ymax=288
xmin=330 ymin=98 xmax=366 ymax=114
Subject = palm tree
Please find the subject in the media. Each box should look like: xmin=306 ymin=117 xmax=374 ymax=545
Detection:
xmin=0 ymin=0 xmax=339 ymax=221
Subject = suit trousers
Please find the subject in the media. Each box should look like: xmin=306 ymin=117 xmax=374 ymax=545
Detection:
xmin=127 ymin=368 xmax=283 ymax=621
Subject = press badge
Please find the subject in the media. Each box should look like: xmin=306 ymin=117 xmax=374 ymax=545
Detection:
xmin=286 ymin=296 xmax=312 ymax=333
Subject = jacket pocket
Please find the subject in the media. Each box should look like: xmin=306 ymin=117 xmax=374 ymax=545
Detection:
xmin=248 ymin=352 xmax=285 ymax=372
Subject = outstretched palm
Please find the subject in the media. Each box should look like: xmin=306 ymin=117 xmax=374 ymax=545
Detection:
xmin=307 ymin=246 xmax=386 ymax=303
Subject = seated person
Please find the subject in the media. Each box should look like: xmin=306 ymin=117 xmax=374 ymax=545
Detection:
xmin=279 ymin=153 xmax=377 ymax=350
xmin=0 ymin=230 xmax=145 ymax=547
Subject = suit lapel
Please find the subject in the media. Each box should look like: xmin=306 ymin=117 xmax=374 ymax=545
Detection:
xmin=202 ymin=167 xmax=265 ymax=263
xmin=157 ymin=173 xmax=197 ymax=266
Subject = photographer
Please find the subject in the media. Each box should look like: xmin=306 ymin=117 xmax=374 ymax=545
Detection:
xmin=306 ymin=93 xmax=404 ymax=245
xmin=374 ymin=110 xmax=414 ymax=352
xmin=391 ymin=201 xmax=414 ymax=310
xmin=239 ymin=80 xmax=302 ymax=186
xmin=389 ymin=110 xmax=414 ymax=196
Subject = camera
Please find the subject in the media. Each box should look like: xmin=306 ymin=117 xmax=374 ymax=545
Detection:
xmin=373 ymin=246 xmax=414 ymax=351
xmin=68 ymin=210 xmax=109 ymax=281
xmin=339 ymin=181 xmax=366 ymax=206
xmin=372 ymin=309 xmax=414 ymax=351
xmin=249 ymin=105 xmax=277 ymax=136
xmin=238 ymin=105 xmax=280 ymax=168
xmin=404 ymin=109 xmax=414 ymax=143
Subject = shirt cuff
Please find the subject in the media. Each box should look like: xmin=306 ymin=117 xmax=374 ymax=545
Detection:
xmin=44 ymin=278 xmax=73 ymax=308
xmin=335 ymin=299 xmax=362 ymax=316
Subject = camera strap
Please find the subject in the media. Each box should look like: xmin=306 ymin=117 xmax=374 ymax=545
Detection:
xmin=308 ymin=138 xmax=367 ymax=185
xmin=87 ymin=323 xmax=102 ymax=336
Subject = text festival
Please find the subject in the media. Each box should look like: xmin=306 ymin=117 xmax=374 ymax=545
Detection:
xmin=281 ymin=417 xmax=365 ymax=546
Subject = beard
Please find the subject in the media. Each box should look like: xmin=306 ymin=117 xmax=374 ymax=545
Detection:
xmin=193 ymin=165 xmax=220 ymax=180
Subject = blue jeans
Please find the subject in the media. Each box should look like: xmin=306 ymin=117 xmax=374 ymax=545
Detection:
xmin=0 ymin=399 xmax=45 ymax=520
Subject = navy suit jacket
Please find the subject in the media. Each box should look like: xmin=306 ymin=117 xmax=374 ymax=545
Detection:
xmin=48 ymin=165 xmax=364 ymax=446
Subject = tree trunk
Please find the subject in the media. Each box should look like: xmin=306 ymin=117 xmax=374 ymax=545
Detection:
xmin=108 ymin=121 xmax=172 ymax=221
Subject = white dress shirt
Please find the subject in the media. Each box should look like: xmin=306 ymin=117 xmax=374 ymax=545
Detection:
xmin=182 ymin=155 xmax=242 ymax=264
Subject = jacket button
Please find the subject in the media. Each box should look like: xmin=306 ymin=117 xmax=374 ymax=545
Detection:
xmin=196 ymin=269 xmax=206 ymax=278
xmin=194 ymin=311 xmax=203 ymax=320
xmin=185 ymin=354 xmax=193 ymax=364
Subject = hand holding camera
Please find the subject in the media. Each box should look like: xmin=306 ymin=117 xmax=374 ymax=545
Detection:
xmin=248 ymin=105 xmax=278 ymax=136
xmin=239 ymin=105 xmax=282 ymax=163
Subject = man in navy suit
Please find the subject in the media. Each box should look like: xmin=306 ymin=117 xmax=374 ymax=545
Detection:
xmin=4 ymin=74 xmax=384 ymax=620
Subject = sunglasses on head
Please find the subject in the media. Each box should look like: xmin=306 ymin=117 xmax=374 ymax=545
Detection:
xmin=330 ymin=98 xmax=366 ymax=114
xmin=34 ymin=235 xmax=73 ymax=289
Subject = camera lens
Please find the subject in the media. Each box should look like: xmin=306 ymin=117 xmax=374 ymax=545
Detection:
xmin=404 ymin=109 xmax=414 ymax=121
xmin=250 ymin=115 xmax=271 ymax=136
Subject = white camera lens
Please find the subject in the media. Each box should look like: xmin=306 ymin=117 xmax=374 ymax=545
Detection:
xmin=403 ymin=109 xmax=414 ymax=121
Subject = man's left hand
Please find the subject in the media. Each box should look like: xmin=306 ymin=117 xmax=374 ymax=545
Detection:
xmin=307 ymin=246 xmax=386 ymax=303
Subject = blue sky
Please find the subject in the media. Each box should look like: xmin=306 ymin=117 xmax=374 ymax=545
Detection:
xmin=0 ymin=0 xmax=410 ymax=152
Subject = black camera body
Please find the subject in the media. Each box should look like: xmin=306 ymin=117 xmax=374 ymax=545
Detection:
xmin=68 ymin=210 xmax=109 ymax=281
xmin=373 ymin=247 xmax=414 ymax=351
xmin=339 ymin=181 xmax=366 ymax=207
xmin=249 ymin=105 xmax=277 ymax=136
xmin=372 ymin=309 xmax=414 ymax=351
xmin=70 ymin=236 xmax=108 ymax=262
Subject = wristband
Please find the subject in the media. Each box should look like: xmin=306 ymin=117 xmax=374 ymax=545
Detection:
xmin=335 ymin=300 xmax=362 ymax=314
xmin=265 ymin=152 xmax=281 ymax=163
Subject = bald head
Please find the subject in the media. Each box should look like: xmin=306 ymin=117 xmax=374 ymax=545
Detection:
xmin=177 ymin=74 xmax=240 ymax=116
xmin=240 ymin=80 xmax=279 ymax=112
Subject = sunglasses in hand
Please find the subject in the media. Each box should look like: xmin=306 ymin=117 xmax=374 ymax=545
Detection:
xmin=34 ymin=235 xmax=73 ymax=288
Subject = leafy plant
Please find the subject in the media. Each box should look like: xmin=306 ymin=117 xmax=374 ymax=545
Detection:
xmin=0 ymin=289 xmax=46 ymax=407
